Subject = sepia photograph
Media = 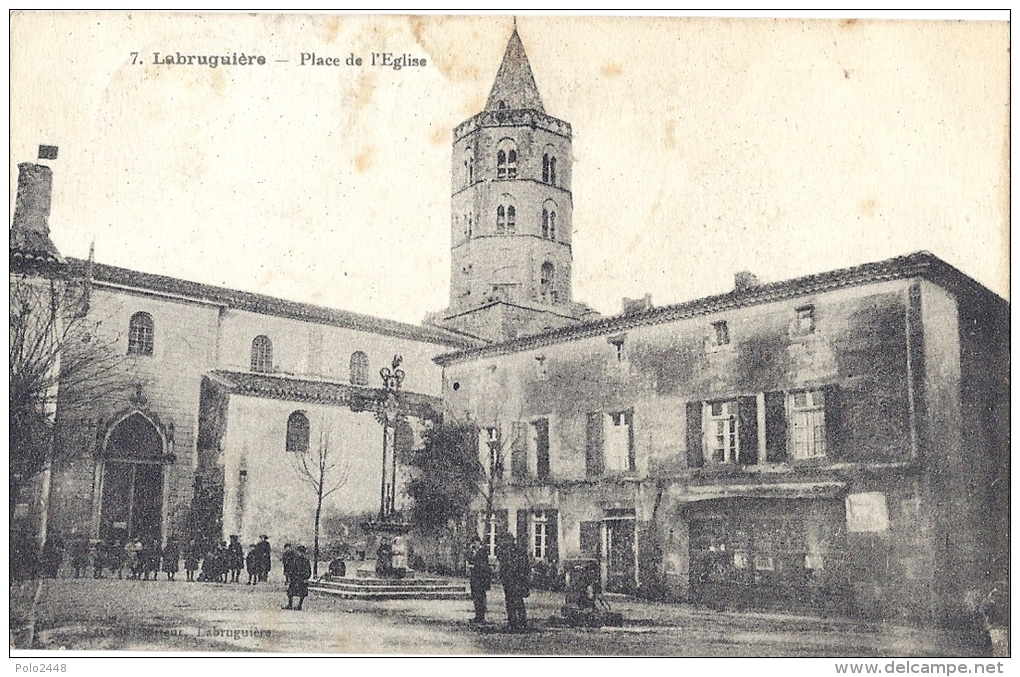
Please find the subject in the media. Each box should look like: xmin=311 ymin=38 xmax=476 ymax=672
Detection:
xmin=9 ymin=11 xmax=1010 ymax=663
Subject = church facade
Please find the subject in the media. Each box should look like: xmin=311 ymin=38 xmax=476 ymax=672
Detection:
xmin=10 ymin=27 xmax=1008 ymax=626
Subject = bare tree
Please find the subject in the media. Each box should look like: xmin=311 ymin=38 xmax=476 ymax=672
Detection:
xmin=293 ymin=425 xmax=351 ymax=576
xmin=9 ymin=270 xmax=132 ymax=525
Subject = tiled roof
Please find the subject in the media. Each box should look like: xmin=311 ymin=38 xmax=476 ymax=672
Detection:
xmin=62 ymin=258 xmax=481 ymax=349
xmin=434 ymin=251 xmax=1007 ymax=366
xmin=208 ymin=370 xmax=442 ymax=419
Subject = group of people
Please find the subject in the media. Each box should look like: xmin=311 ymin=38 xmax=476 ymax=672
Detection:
xmin=468 ymin=532 xmax=533 ymax=632
xmin=196 ymin=534 xmax=273 ymax=584
xmin=35 ymin=531 xmax=283 ymax=586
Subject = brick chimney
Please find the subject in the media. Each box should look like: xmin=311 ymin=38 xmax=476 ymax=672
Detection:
xmin=622 ymin=293 xmax=653 ymax=315
xmin=734 ymin=271 xmax=760 ymax=292
xmin=10 ymin=145 xmax=64 ymax=268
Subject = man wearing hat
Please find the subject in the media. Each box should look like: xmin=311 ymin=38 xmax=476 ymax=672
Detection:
xmin=284 ymin=545 xmax=312 ymax=611
xmin=496 ymin=532 xmax=531 ymax=632
xmin=254 ymin=535 xmax=272 ymax=583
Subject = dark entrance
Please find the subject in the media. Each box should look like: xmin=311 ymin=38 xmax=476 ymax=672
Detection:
xmin=604 ymin=517 xmax=636 ymax=593
xmin=100 ymin=413 xmax=164 ymax=544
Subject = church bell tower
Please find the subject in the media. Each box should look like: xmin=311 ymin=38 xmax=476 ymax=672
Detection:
xmin=431 ymin=25 xmax=596 ymax=341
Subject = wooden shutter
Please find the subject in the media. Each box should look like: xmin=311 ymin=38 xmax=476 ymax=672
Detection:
xmin=580 ymin=520 xmax=601 ymax=556
xmin=510 ymin=422 xmax=528 ymax=479
xmin=547 ymin=510 xmax=559 ymax=563
xmin=495 ymin=509 xmax=508 ymax=538
xmin=737 ymin=396 xmax=759 ymax=465
xmin=764 ymin=391 xmax=787 ymax=462
xmin=823 ymin=385 xmax=842 ymax=461
xmin=686 ymin=401 xmax=704 ymax=468
xmin=516 ymin=509 xmax=529 ymax=545
xmin=535 ymin=418 xmax=550 ymax=479
xmin=585 ymin=412 xmax=604 ymax=477
xmin=626 ymin=410 xmax=636 ymax=471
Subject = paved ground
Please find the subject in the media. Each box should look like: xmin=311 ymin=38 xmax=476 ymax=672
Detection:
xmin=10 ymin=576 xmax=989 ymax=656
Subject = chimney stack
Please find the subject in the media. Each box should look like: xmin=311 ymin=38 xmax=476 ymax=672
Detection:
xmin=10 ymin=146 xmax=64 ymax=267
xmin=734 ymin=271 xmax=760 ymax=292
xmin=622 ymin=293 xmax=653 ymax=316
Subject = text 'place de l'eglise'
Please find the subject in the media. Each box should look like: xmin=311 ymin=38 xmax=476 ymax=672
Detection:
xmin=9 ymin=26 xmax=1008 ymax=630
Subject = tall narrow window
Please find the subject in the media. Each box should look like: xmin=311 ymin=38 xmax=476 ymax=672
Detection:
xmin=605 ymin=411 xmax=635 ymax=472
xmin=542 ymin=208 xmax=550 ymax=238
xmin=540 ymin=262 xmax=556 ymax=303
xmin=712 ymin=320 xmax=730 ymax=346
xmin=506 ymin=205 xmax=516 ymax=234
xmin=127 ymin=312 xmax=154 ymax=356
xmin=285 ymin=411 xmax=310 ymax=454
xmin=350 ymin=351 xmax=369 ymax=386
xmin=789 ymin=390 xmax=826 ymax=459
xmin=549 ymin=156 xmax=557 ymax=186
xmin=496 ymin=205 xmax=506 ymax=235
xmin=250 ymin=335 xmax=273 ymax=373
xmin=706 ymin=400 xmax=738 ymax=464
xmin=532 ymin=511 xmax=548 ymax=559
xmin=496 ymin=139 xmax=518 ymax=181
xmin=497 ymin=150 xmax=507 ymax=180
xmin=542 ymin=154 xmax=550 ymax=183
xmin=549 ymin=211 xmax=556 ymax=240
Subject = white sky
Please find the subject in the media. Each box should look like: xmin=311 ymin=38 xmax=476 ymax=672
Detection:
xmin=10 ymin=13 xmax=1010 ymax=325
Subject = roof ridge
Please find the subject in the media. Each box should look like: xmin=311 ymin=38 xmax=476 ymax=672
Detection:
xmin=64 ymin=257 xmax=479 ymax=348
xmin=434 ymin=251 xmax=1005 ymax=365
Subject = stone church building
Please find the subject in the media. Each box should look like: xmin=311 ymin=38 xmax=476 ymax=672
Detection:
xmin=10 ymin=28 xmax=1008 ymax=626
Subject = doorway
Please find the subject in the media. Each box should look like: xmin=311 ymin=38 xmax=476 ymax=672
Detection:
xmin=99 ymin=413 xmax=165 ymax=544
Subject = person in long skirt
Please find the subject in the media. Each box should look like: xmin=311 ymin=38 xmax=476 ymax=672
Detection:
xmin=162 ymin=539 xmax=180 ymax=581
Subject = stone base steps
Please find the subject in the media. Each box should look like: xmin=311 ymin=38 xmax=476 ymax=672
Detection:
xmin=309 ymin=576 xmax=470 ymax=601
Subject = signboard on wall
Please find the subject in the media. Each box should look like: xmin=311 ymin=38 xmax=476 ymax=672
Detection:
xmin=845 ymin=492 xmax=889 ymax=533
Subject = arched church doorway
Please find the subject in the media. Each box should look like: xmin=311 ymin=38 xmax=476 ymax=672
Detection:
xmin=99 ymin=413 xmax=165 ymax=544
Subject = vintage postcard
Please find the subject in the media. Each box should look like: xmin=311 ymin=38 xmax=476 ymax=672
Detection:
xmin=9 ymin=12 xmax=1010 ymax=663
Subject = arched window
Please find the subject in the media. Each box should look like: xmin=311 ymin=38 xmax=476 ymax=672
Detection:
xmin=250 ymin=335 xmax=273 ymax=373
xmin=542 ymin=200 xmax=558 ymax=240
xmin=496 ymin=139 xmax=518 ymax=180
xmin=350 ymin=351 xmax=369 ymax=386
xmin=128 ymin=312 xmax=154 ymax=356
xmin=286 ymin=411 xmax=310 ymax=454
xmin=496 ymin=196 xmax=516 ymax=236
xmin=541 ymin=262 xmax=556 ymax=304
xmin=542 ymin=147 xmax=558 ymax=185
xmin=496 ymin=150 xmax=506 ymax=179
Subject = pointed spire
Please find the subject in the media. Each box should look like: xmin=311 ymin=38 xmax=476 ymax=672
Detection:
xmin=485 ymin=26 xmax=545 ymax=113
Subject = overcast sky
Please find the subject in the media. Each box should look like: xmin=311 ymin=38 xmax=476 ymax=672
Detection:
xmin=10 ymin=13 xmax=1009 ymax=324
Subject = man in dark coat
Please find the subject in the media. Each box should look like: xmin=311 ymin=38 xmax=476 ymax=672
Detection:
xmin=226 ymin=535 xmax=244 ymax=583
xmin=245 ymin=544 xmax=259 ymax=585
xmin=254 ymin=535 xmax=272 ymax=583
xmin=496 ymin=532 xmax=531 ymax=632
xmin=468 ymin=538 xmax=493 ymax=623
xmin=284 ymin=545 xmax=312 ymax=611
